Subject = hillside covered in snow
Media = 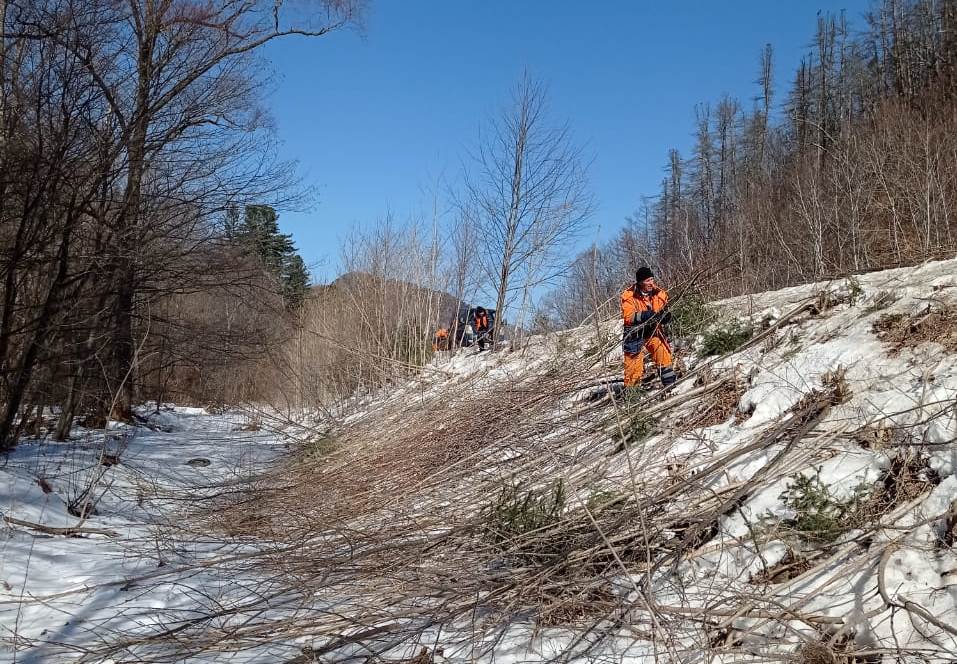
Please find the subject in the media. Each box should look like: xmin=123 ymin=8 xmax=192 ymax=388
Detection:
xmin=3 ymin=258 xmax=957 ymax=663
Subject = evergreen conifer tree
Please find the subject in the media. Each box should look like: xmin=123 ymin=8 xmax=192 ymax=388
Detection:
xmin=281 ymin=254 xmax=310 ymax=311
xmin=231 ymin=204 xmax=309 ymax=311
xmin=239 ymin=205 xmax=295 ymax=276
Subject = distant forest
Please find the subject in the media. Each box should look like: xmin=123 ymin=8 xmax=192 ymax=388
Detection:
xmin=545 ymin=0 xmax=957 ymax=326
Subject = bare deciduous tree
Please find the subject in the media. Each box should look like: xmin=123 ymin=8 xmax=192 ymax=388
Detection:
xmin=0 ymin=0 xmax=364 ymax=449
xmin=71 ymin=0 xmax=362 ymax=419
xmin=460 ymin=74 xmax=592 ymax=340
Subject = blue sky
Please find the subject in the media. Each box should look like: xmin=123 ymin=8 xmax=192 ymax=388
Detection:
xmin=262 ymin=0 xmax=873 ymax=283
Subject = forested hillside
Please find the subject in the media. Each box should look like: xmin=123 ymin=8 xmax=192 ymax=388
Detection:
xmin=542 ymin=0 xmax=957 ymax=327
xmin=0 ymin=1 xmax=361 ymax=451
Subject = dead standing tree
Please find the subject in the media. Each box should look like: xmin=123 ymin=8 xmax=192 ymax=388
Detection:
xmin=447 ymin=206 xmax=479 ymax=345
xmin=461 ymin=74 xmax=592 ymax=343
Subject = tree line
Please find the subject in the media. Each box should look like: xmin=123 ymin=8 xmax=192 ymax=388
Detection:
xmin=4 ymin=0 xmax=955 ymax=444
xmin=0 ymin=0 xmax=361 ymax=450
xmin=540 ymin=0 xmax=957 ymax=329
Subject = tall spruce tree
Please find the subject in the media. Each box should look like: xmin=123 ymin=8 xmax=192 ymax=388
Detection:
xmin=240 ymin=205 xmax=295 ymax=276
xmin=234 ymin=204 xmax=309 ymax=311
xmin=281 ymin=255 xmax=310 ymax=311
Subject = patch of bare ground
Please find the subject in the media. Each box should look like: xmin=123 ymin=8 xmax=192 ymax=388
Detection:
xmin=872 ymin=303 xmax=957 ymax=354
xmin=676 ymin=375 xmax=745 ymax=430
xmin=865 ymin=450 xmax=940 ymax=515
xmin=749 ymin=548 xmax=814 ymax=585
xmin=536 ymin=584 xmax=619 ymax=626
xmin=798 ymin=634 xmax=881 ymax=664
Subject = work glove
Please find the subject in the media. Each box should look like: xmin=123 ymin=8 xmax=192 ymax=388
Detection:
xmin=632 ymin=310 xmax=655 ymax=326
xmin=645 ymin=308 xmax=672 ymax=327
xmin=635 ymin=308 xmax=672 ymax=339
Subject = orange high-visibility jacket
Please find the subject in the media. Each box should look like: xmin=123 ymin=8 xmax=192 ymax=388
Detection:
xmin=474 ymin=313 xmax=489 ymax=331
xmin=621 ymin=286 xmax=669 ymax=328
xmin=435 ymin=328 xmax=449 ymax=339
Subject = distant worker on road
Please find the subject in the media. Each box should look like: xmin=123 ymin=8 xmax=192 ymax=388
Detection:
xmin=433 ymin=326 xmax=449 ymax=352
xmin=621 ymin=266 xmax=676 ymax=390
xmin=474 ymin=307 xmax=491 ymax=351
xmin=462 ymin=322 xmax=475 ymax=347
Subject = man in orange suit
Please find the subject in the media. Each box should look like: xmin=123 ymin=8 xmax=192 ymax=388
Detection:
xmin=621 ymin=266 xmax=677 ymax=389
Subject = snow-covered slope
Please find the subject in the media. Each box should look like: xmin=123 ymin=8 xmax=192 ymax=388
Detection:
xmin=0 ymin=408 xmax=291 ymax=662
xmin=335 ymin=256 xmax=957 ymax=663
xmin=2 ymin=257 xmax=957 ymax=663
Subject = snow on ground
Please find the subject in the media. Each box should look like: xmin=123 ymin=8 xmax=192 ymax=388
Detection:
xmin=0 ymin=406 xmax=292 ymax=663
xmin=417 ymin=257 xmax=957 ymax=662
xmin=2 ymin=257 xmax=957 ymax=662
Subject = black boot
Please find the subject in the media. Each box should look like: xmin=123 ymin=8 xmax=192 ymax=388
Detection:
xmin=660 ymin=365 xmax=677 ymax=387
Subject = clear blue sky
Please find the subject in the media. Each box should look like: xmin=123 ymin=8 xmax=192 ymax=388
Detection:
xmin=262 ymin=0 xmax=873 ymax=283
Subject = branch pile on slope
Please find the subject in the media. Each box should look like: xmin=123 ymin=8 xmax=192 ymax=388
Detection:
xmin=81 ymin=282 xmax=957 ymax=663
xmin=872 ymin=303 xmax=957 ymax=353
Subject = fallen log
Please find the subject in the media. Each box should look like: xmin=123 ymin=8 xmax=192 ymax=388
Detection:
xmin=3 ymin=515 xmax=119 ymax=538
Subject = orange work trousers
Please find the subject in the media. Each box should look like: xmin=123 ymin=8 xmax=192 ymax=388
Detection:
xmin=624 ymin=336 xmax=672 ymax=388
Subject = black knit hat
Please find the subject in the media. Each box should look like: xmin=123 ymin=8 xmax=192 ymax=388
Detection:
xmin=635 ymin=266 xmax=654 ymax=283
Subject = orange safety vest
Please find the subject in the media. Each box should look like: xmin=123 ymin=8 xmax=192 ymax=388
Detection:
xmin=474 ymin=313 xmax=489 ymax=331
xmin=435 ymin=328 xmax=449 ymax=339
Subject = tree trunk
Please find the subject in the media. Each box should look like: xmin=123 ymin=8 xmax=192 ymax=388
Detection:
xmin=32 ymin=402 xmax=43 ymax=438
xmin=0 ymin=214 xmax=76 ymax=450
xmin=54 ymin=372 xmax=80 ymax=441
xmin=100 ymin=7 xmax=161 ymax=421
xmin=109 ymin=273 xmax=136 ymax=420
